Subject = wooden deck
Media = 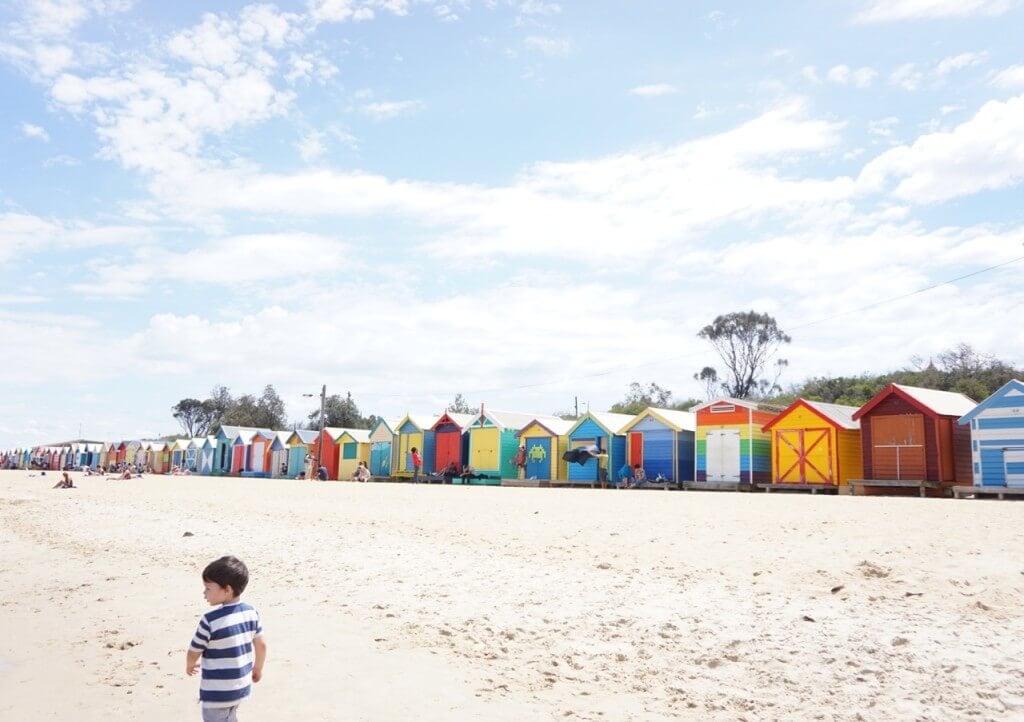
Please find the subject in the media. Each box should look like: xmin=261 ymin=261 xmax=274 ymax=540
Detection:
xmin=500 ymin=478 xmax=548 ymax=488
xmin=756 ymin=483 xmax=838 ymax=495
xmin=679 ymin=481 xmax=754 ymax=492
xmin=952 ymin=485 xmax=1024 ymax=500
xmin=848 ymin=479 xmax=945 ymax=498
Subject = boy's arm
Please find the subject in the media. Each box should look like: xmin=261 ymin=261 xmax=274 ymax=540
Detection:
xmin=252 ymin=635 xmax=267 ymax=682
xmin=186 ymin=648 xmax=202 ymax=676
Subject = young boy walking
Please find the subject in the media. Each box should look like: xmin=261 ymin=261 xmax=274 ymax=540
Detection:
xmin=186 ymin=556 xmax=267 ymax=722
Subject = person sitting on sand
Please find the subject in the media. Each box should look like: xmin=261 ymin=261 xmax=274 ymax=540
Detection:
xmin=52 ymin=471 xmax=75 ymax=489
xmin=295 ymin=471 xmax=307 ymax=480
xmin=630 ymin=465 xmax=647 ymax=488
xmin=441 ymin=461 xmax=458 ymax=483
xmin=353 ymin=461 xmax=371 ymax=482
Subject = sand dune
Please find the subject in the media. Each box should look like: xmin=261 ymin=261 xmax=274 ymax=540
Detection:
xmin=1 ymin=470 xmax=1023 ymax=721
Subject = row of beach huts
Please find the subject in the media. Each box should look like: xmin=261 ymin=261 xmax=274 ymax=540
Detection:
xmin=4 ymin=381 xmax=1023 ymax=497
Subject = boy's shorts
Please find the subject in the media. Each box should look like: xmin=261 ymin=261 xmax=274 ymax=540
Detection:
xmin=202 ymin=706 xmax=238 ymax=722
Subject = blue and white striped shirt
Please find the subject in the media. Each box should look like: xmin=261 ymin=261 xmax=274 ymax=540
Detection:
xmin=190 ymin=602 xmax=263 ymax=708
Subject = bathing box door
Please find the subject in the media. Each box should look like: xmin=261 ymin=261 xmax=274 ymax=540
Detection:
xmin=706 ymin=429 xmax=740 ymax=482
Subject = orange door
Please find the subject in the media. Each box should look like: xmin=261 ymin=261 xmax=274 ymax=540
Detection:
xmin=629 ymin=433 xmax=643 ymax=467
xmin=871 ymin=415 xmax=926 ymax=479
xmin=936 ymin=418 xmax=954 ymax=482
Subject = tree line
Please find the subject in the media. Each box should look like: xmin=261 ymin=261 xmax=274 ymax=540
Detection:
xmin=171 ymin=386 xmax=374 ymax=438
xmin=170 ymin=311 xmax=1020 ymax=438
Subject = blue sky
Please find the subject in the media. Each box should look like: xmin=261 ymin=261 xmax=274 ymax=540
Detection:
xmin=2 ymin=0 xmax=1024 ymax=447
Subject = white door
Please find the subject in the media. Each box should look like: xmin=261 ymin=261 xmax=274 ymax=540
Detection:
xmin=707 ymin=429 xmax=741 ymax=482
xmin=1005 ymin=449 xmax=1024 ymax=487
xmin=251 ymin=441 xmax=265 ymax=472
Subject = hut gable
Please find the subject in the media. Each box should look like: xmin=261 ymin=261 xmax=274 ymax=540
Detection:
xmin=853 ymin=384 xmax=976 ymax=420
xmin=618 ymin=408 xmax=696 ymax=434
xmin=431 ymin=413 xmax=476 ymax=432
xmin=958 ymin=379 xmax=1024 ymax=425
xmin=957 ymin=379 xmax=1024 ymax=487
xmin=286 ymin=429 xmax=319 ymax=446
xmin=369 ymin=418 xmax=400 ymax=443
xmin=471 ymin=409 xmax=566 ymax=433
xmin=397 ymin=415 xmax=438 ymax=434
xmin=516 ymin=418 xmax=575 ymax=438
xmin=763 ymin=400 xmax=860 ymax=432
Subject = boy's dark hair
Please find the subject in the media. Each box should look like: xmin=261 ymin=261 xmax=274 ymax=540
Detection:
xmin=202 ymin=556 xmax=249 ymax=596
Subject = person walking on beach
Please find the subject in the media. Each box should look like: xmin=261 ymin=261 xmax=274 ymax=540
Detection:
xmin=410 ymin=447 xmax=422 ymax=483
xmin=512 ymin=445 xmax=527 ymax=479
xmin=186 ymin=556 xmax=266 ymax=722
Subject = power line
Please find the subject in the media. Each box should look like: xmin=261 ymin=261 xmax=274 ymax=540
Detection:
xmin=788 ymin=254 xmax=1024 ymax=332
xmin=351 ymin=254 xmax=1024 ymax=400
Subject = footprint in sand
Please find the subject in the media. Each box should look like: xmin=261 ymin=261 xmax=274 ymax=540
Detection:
xmin=858 ymin=561 xmax=890 ymax=578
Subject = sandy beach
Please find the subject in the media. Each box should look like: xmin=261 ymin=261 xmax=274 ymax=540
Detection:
xmin=1 ymin=470 xmax=1023 ymax=721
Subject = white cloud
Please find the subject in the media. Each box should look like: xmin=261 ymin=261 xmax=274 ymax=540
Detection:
xmin=0 ymin=212 xmax=154 ymax=262
xmin=801 ymin=65 xmax=820 ymax=83
xmin=166 ymin=8 xmax=302 ymax=70
xmin=14 ymin=0 xmax=132 ymax=38
xmin=285 ymin=52 xmax=339 ymax=84
xmin=890 ymin=63 xmax=923 ymax=91
xmin=43 ymin=153 xmax=80 ymax=166
xmin=51 ymin=65 xmax=295 ymax=173
xmin=826 ymin=64 xmax=876 ymax=88
xmin=126 ymin=98 xmax=853 ymax=264
xmin=991 ymin=64 xmax=1024 ymax=88
xmin=869 ymin=116 xmax=899 ymax=137
xmin=360 ymin=99 xmax=425 ymax=119
xmin=518 ymin=1 xmax=561 ymax=15
xmin=308 ymin=0 xmax=410 ymax=24
xmin=693 ymin=103 xmax=718 ymax=119
xmin=433 ymin=5 xmax=461 ymax=22
xmin=859 ymin=94 xmax=1024 ymax=202
xmin=0 ymin=294 xmax=47 ymax=304
xmin=70 ymin=233 xmax=353 ymax=297
xmin=628 ymin=83 xmax=677 ymax=97
xmin=20 ymin=122 xmax=50 ymax=141
xmin=827 ymin=65 xmax=851 ymax=84
xmin=851 ymin=67 xmax=878 ymax=88
xmin=33 ymin=43 xmax=75 ymax=76
xmin=854 ymin=0 xmax=1012 ymax=23
xmin=936 ymin=51 xmax=987 ymax=76
xmin=524 ymin=35 xmax=571 ymax=57
xmin=298 ymin=130 xmax=326 ymax=161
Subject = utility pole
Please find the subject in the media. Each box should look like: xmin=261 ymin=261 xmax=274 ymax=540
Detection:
xmin=303 ymin=385 xmax=328 ymax=477
xmin=317 ymin=384 xmax=326 ymax=470
xmin=574 ymin=396 xmax=578 ymax=418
